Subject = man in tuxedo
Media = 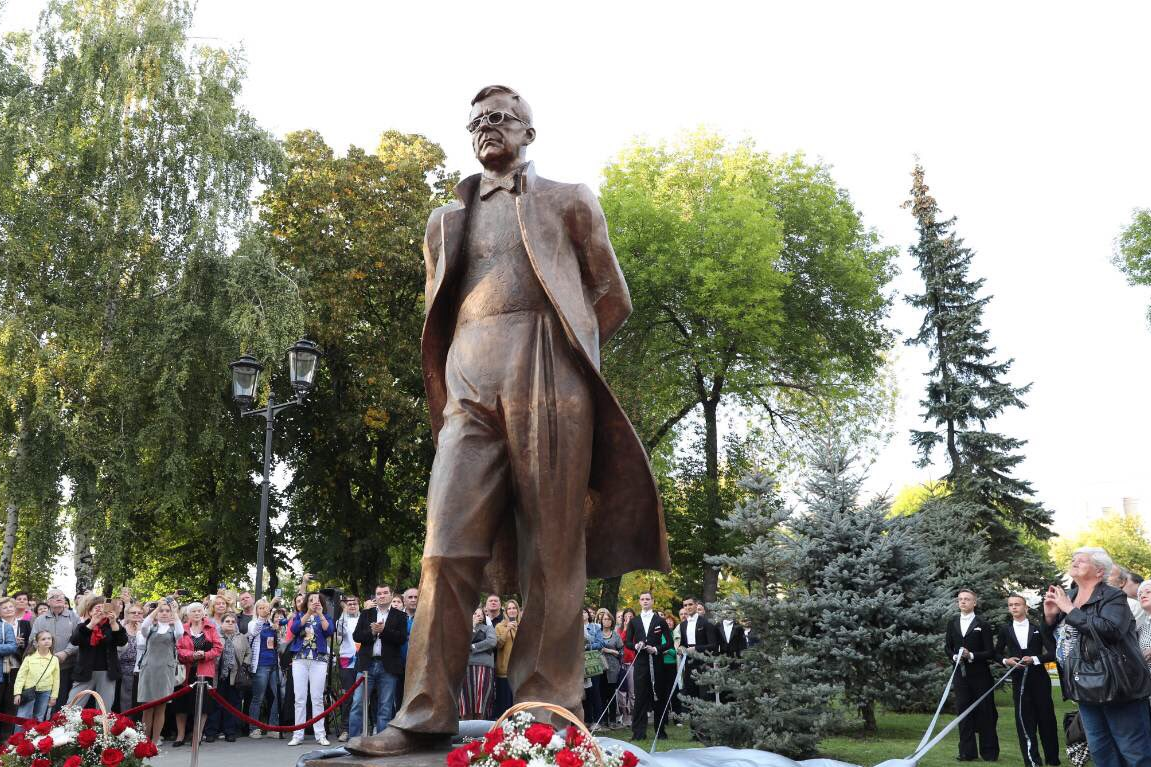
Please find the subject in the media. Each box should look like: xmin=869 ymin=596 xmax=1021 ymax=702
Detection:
xmin=945 ymin=588 xmax=999 ymax=762
xmin=996 ymin=594 xmax=1060 ymax=767
xmin=678 ymin=597 xmax=718 ymax=701
xmin=625 ymin=592 xmax=673 ymax=740
xmin=348 ymin=585 xmax=408 ymax=738
xmin=717 ymin=614 xmax=747 ymax=658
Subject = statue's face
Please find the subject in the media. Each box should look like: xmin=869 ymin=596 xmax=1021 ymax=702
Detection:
xmin=469 ymin=92 xmax=534 ymax=172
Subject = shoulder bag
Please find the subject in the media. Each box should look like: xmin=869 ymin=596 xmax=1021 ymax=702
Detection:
xmin=1070 ymin=619 xmax=1151 ymax=704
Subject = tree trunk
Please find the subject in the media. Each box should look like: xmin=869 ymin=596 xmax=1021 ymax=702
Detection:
xmin=0 ymin=500 xmax=18 ymax=593
xmin=73 ymin=522 xmax=95 ymax=595
xmin=599 ymin=576 xmax=622 ymax=615
xmin=701 ymin=400 xmax=721 ymax=605
xmin=860 ymin=701 xmax=877 ymax=734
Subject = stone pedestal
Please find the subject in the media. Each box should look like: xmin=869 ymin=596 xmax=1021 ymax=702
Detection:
xmin=305 ymin=753 xmax=449 ymax=767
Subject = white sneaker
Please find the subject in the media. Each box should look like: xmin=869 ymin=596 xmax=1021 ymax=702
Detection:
xmin=287 ymin=736 xmax=303 ymax=746
xmin=316 ymin=737 xmax=330 ymax=746
xmin=249 ymin=731 xmax=263 ymax=740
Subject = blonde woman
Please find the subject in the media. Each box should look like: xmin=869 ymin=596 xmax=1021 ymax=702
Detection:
xmin=244 ymin=598 xmax=282 ymax=739
xmin=172 ymin=602 xmax=222 ymax=746
xmin=493 ymin=600 xmax=520 ymax=718
xmin=137 ymin=597 xmax=184 ymax=745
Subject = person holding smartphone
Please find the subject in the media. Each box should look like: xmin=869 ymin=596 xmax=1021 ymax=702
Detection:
xmin=286 ymin=593 xmax=332 ymax=746
xmin=68 ymin=597 xmax=128 ymax=708
xmin=244 ymin=598 xmax=282 ymax=739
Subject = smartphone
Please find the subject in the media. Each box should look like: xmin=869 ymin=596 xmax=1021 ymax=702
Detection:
xmin=274 ymin=588 xmax=283 ymax=598
xmin=175 ymin=589 xmax=188 ymax=596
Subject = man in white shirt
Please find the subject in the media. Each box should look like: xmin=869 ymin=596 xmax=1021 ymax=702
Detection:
xmin=677 ymin=597 xmax=718 ymax=703
xmin=996 ymin=594 xmax=1060 ymax=766
xmin=336 ymin=596 xmax=361 ymax=741
xmin=944 ymin=589 xmax=999 ymax=762
xmin=624 ymin=592 xmax=672 ymax=741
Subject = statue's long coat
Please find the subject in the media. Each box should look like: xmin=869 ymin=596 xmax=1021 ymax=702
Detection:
xmin=419 ymin=162 xmax=670 ymax=592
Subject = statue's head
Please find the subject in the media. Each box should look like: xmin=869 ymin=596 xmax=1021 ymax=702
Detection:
xmin=468 ymin=85 xmax=535 ymax=174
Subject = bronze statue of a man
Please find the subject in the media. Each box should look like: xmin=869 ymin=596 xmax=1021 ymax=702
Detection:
xmin=349 ymin=85 xmax=669 ymax=757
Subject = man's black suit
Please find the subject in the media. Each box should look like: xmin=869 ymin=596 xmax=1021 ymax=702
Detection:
xmin=945 ymin=613 xmax=1000 ymax=761
xmin=995 ymin=621 xmax=1060 ymax=766
xmin=624 ymin=612 xmax=673 ymax=739
xmin=353 ymin=607 xmax=409 ymax=676
xmin=717 ymin=621 xmax=747 ymax=658
xmin=677 ymin=615 xmax=718 ymax=700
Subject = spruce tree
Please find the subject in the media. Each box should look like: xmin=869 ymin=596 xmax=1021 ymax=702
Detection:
xmin=685 ymin=473 xmax=841 ymax=757
xmin=687 ymin=441 xmax=947 ymax=744
xmin=905 ymin=164 xmax=1053 ymax=586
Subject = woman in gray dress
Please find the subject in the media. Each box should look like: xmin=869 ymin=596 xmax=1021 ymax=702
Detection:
xmin=137 ymin=598 xmax=184 ymax=746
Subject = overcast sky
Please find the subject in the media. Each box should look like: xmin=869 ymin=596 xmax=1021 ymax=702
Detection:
xmin=5 ymin=1 xmax=1151 ymax=537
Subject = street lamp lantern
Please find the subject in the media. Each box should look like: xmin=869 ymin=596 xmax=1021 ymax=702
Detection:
xmin=287 ymin=338 xmax=323 ymax=394
xmin=228 ymin=354 xmax=264 ymax=409
xmin=228 ymin=340 xmax=322 ymax=599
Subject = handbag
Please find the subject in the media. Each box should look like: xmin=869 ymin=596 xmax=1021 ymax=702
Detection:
xmin=1063 ymin=710 xmax=1090 ymax=767
xmin=1070 ymin=619 xmax=1151 ymax=704
xmin=583 ymin=650 xmax=605 ymax=678
xmin=234 ymin=661 xmax=253 ymax=691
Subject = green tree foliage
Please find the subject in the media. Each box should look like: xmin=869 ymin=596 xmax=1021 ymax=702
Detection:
xmin=685 ymin=473 xmax=841 ymax=756
xmin=0 ymin=0 xmax=294 ymax=593
xmin=261 ymin=130 xmax=456 ymax=596
xmin=1114 ymin=208 xmax=1151 ymax=326
xmin=1050 ymin=512 xmax=1151 ymax=578
xmin=690 ymin=441 xmax=946 ymax=745
xmin=599 ymin=132 xmax=897 ymax=603
xmin=904 ymin=164 xmax=1053 ymax=588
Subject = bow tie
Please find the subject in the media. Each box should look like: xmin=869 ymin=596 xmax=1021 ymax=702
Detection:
xmin=479 ymin=173 xmax=517 ymax=198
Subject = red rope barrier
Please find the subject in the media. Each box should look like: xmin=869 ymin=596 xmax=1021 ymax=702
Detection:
xmin=120 ymin=683 xmax=195 ymax=716
xmin=206 ymin=675 xmax=363 ymax=732
xmin=0 ymin=712 xmax=39 ymax=728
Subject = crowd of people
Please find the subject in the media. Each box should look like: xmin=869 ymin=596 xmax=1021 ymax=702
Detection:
xmin=950 ymin=547 xmax=1151 ymax=767
xmin=0 ymin=580 xmax=746 ymax=752
xmin=11 ymin=547 xmax=1151 ymax=767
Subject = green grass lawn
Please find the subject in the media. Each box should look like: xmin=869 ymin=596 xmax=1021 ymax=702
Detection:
xmin=822 ymin=687 xmax=1075 ymax=767
xmin=599 ymin=686 xmax=1076 ymax=766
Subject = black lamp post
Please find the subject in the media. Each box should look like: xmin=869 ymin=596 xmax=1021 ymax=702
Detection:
xmin=229 ymin=339 xmax=323 ymax=599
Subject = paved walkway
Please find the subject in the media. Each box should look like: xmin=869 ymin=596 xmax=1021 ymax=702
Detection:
xmin=153 ymin=734 xmax=344 ymax=767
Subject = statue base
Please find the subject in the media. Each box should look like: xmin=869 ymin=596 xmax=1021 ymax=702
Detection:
xmin=305 ymin=753 xmax=449 ymax=767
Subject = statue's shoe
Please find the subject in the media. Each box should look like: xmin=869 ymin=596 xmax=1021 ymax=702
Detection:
xmin=345 ymin=727 xmax=452 ymax=757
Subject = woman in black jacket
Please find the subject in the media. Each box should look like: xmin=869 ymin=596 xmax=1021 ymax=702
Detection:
xmin=68 ymin=597 xmax=128 ymax=707
xmin=1043 ymin=547 xmax=1151 ymax=767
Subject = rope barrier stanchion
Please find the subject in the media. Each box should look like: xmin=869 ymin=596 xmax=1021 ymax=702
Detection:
xmin=206 ymin=674 xmax=363 ymax=733
xmin=190 ymin=680 xmax=210 ymax=767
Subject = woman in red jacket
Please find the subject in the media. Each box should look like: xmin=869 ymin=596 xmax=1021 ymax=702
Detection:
xmin=171 ymin=602 xmax=223 ymax=747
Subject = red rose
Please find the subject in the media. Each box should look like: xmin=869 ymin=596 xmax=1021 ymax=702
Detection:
xmin=36 ymin=736 xmax=54 ymax=753
xmin=16 ymin=740 xmax=36 ymax=757
xmin=6 ymin=734 xmax=25 ymax=746
xmin=32 ymin=758 xmax=50 ymax=767
xmin=51 ymin=712 xmax=66 ymax=726
xmin=483 ymin=727 xmax=504 ymax=754
xmin=555 ymin=748 xmax=583 ymax=767
xmin=446 ymin=745 xmax=473 ymax=767
xmin=111 ymin=716 xmax=131 ymax=736
xmin=621 ymin=751 xmax=639 ymax=767
xmin=132 ymin=742 xmax=158 ymax=759
xmin=34 ymin=721 xmax=53 ymax=735
xmin=80 ymin=709 xmax=99 ymax=725
xmin=64 ymin=756 xmax=84 ymax=767
xmin=524 ymin=723 xmax=555 ymax=747
xmin=499 ymin=760 xmax=528 ymax=767
xmin=565 ymin=728 xmax=584 ymax=748
xmin=100 ymin=747 xmax=125 ymax=767
xmin=77 ymin=729 xmax=98 ymax=749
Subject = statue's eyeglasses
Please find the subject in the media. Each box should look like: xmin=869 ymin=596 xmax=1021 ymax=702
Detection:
xmin=467 ymin=110 xmax=530 ymax=134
